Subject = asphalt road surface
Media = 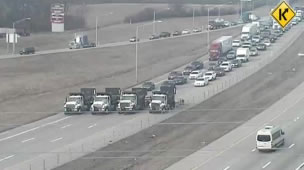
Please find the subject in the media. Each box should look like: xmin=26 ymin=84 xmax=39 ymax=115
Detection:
xmin=0 ymin=18 xmax=301 ymax=170
xmin=0 ymin=25 xmax=241 ymax=132
xmin=0 ymin=4 xmax=270 ymax=56
xmin=53 ymin=25 xmax=304 ymax=170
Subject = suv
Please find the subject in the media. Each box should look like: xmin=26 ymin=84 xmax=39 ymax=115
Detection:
xmin=19 ymin=47 xmax=35 ymax=55
xmin=190 ymin=61 xmax=204 ymax=70
xmin=226 ymin=50 xmax=236 ymax=60
xmin=168 ymin=71 xmax=183 ymax=80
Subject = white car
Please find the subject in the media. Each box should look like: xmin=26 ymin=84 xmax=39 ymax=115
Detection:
xmin=252 ymin=36 xmax=261 ymax=43
xmin=296 ymin=16 xmax=302 ymax=22
xmin=193 ymin=28 xmax=202 ymax=33
xmin=203 ymin=71 xmax=216 ymax=81
xmin=263 ymin=39 xmax=271 ymax=47
xmin=189 ymin=70 xmax=203 ymax=80
xmin=220 ymin=61 xmax=232 ymax=72
xmin=249 ymin=47 xmax=259 ymax=56
xmin=182 ymin=29 xmax=191 ymax=35
xmin=194 ymin=77 xmax=209 ymax=87
xmin=232 ymin=40 xmax=241 ymax=47
xmin=291 ymin=18 xmax=298 ymax=25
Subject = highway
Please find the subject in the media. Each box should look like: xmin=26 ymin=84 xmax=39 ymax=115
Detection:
xmin=0 ymin=5 xmax=301 ymax=170
xmin=0 ymin=23 xmax=241 ymax=132
xmin=0 ymin=25 xmax=240 ymax=60
xmin=166 ymin=27 xmax=304 ymax=170
xmin=48 ymin=23 xmax=304 ymax=169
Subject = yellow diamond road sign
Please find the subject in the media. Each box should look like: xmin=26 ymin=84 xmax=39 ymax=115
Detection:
xmin=271 ymin=1 xmax=296 ymax=29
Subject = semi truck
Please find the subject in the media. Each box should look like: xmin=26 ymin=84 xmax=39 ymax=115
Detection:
xmin=208 ymin=18 xmax=225 ymax=30
xmin=91 ymin=88 xmax=121 ymax=114
xmin=209 ymin=36 xmax=232 ymax=61
xmin=149 ymin=84 xmax=175 ymax=113
xmin=64 ymin=88 xmax=96 ymax=114
xmin=241 ymin=23 xmax=258 ymax=40
xmin=118 ymin=88 xmax=147 ymax=114
xmin=69 ymin=34 xmax=96 ymax=49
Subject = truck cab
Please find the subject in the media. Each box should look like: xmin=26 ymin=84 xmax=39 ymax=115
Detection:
xmin=149 ymin=92 xmax=168 ymax=113
xmin=118 ymin=92 xmax=137 ymax=113
xmin=91 ymin=88 xmax=120 ymax=114
xmin=64 ymin=93 xmax=84 ymax=114
xmin=91 ymin=94 xmax=112 ymax=113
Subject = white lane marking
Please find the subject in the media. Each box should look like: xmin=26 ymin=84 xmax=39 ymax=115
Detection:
xmin=289 ymin=143 xmax=295 ymax=149
xmin=43 ymin=117 xmax=71 ymax=127
xmin=295 ymin=162 xmax=304 ymax=170
xmin=88 ymin=124 xmax=97 ymax=129
xmin=0 ymin=116 xmax=70 ymax=142
xmin=21 ymin=138 xmax=35 ymax=143
xmin=223 ymin=166 xmax=230 ymax=170
xmin=61 ymin=124 xmax=72 ymax=129
xmin=0 ymin=155 xmax=15 ymax=162
xmin=262 ymin=161 xmax=271 ymax=169
xmin=50 ymin=137 xmax=63 ymax=143
xmin=190 ymin=56 xmax=304 ymax=170
xmin=251 ymin=148 xmax=256 ymax=152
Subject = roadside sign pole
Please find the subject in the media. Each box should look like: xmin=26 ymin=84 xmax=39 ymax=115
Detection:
xmin=135 ymin=26 xmax=139 ymax=83
xmin=12 ymin=22 xmax=15 ymax=55
xmin=95 ymin=16 xmax=98 ymax=46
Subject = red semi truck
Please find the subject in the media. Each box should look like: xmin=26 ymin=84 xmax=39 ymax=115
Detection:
xmin=209 ymin=36 xmax=232 ymax=61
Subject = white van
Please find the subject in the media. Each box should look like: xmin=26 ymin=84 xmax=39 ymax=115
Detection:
xmin=236 ymin=48 xmax=249 ymax=62
xmin=256 ymin=126 xmax=285 ymax=151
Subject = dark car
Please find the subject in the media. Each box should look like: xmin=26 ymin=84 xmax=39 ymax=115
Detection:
xmin=160 ymin=32 xmax=171 ymax=38
xmin=149 ymin=34 xmax=160 ymax=40
xmin=190 ymin=61 xmax=204 ymax=70
xmin=168 ymin=71 xmax=183 ymax=80
xmin=213 ymin=67 xmax=226 ymax=77
xmin=257 ymin=43 xmax=267 ymax=51
xmin=231 ymin=59 xmax=242 ymax=68
xmin=183 ymin=65 xmax=195 ymax=75
xmin=142 ymin=81 xmax=155 ymax=91
xmin=208 ymin=61 xmax=221 ymax=70
xmin=172 ymin=31 xmax=182 ymax=36
xmin=173 ymin=76 xmax=187 ymax=85
xmin=19 ymin=47 xmax=35 ymax=55
xmin=226 ymin=50 xmax=236 ymax=60
xmin=161 ymin=80 xmax=176 ymax=94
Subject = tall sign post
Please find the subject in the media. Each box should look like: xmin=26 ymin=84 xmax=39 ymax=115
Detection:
xmin=51 ymin=3 xmax=65 ymax=32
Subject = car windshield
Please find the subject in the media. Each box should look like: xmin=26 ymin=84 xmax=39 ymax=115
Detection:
xmin=205 ymin=73 xmax=212 ymax=76
xmin=257 ymin=135 xmax=271 ymax=142
xmin=221 ymin=63 xmax=228 ymax=66
xmin=152 ymin=95 xmax=166 ymax=102
xmin=196 ymin=77 xmax=205 ymax=81
xmin=191 ymin=72 xmax=199 ymax=74
xmin=67 ymin=96 xmax=81 ymax=102
xmin=121 ymin=96 xmax=136 ymax=101
xmin=95 ymin=96 xmax=108 ymax=102
xmin=143 ymin=82 xmax=152 ymax=86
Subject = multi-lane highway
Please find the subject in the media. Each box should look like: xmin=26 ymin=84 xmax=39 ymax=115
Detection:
xmin=46 ymin=23 xmax=303 ymax=169
xmin=52 ymin=24 xmax=304 ymax=170
xmin=0 ymin=2 xmax=303 ymax=170
xmin=0 ymin=20 xmax=301 ymax=170
xmin=0 ymin=24 xmax=241 ymax=132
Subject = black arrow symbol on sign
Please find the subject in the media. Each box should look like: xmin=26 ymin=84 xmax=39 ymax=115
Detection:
xmin=279 ymin=8 xmax=288 ymax=20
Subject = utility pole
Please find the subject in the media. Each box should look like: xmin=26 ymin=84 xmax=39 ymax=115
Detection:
xmin=192 ymin=7 xmax=195 ymax=30
xmin=95 ymin=16 xmax=98 ymax=46
xmin=153 ymin=10 xmax=156 ymax=34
